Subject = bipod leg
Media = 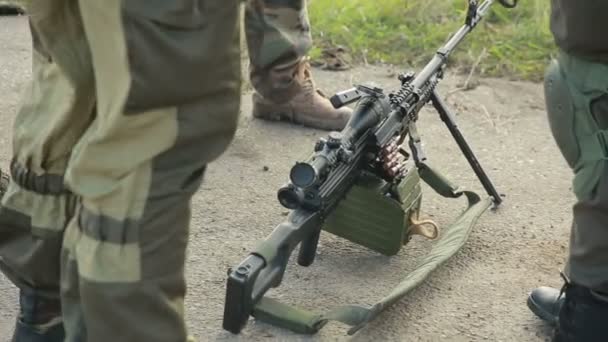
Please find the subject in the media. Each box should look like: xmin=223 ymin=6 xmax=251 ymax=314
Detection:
xmin=430 ymin=90 xmax=503 ymax=205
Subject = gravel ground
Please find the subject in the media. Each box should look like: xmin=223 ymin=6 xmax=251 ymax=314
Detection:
xmin=0 ymin=16 xmax=570 ymax=342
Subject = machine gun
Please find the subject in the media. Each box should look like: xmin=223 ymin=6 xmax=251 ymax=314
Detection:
xmin=223 ymin=0 xmax=517 ymax=335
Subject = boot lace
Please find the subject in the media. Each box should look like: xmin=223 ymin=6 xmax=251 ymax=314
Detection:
xmin=298 ymin=59 xmax=326 ymax=102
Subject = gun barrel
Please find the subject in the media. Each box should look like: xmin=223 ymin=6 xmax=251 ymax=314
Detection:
xmin=411 ymin=0 xmax=496 ymax=94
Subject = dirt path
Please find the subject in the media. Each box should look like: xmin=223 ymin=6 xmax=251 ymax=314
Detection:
xmin=0 ymin=17 xmax=568 ymax=341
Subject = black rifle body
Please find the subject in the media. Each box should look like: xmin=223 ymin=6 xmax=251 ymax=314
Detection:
xmin=223 ymin=0 xmax=508 ymax=334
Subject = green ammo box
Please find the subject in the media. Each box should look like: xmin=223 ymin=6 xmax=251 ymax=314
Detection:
xmin=322 ymin=163 xmax=423 ymax=256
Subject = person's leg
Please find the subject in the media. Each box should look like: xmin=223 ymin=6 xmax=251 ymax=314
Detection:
xmin=245 ymin=0 xmax=351 ymax=130
xmin=58 ymin=1 xmax=242 ymax=341
xmin=528 ymin=52 xmax=608 ymax=341
xmin=0 ymin=1 xmax=96 ymax=340
xmin=554 ymin=141 xmax=608 ymax=342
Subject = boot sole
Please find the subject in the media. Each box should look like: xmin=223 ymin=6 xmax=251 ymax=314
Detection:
xmin=253 ymin=109 xmax=345 ymax=131
xmin=251 ymin=103 xmax=293 ymax=123
xmin=527 ymin=295 xmax=559 ymax=326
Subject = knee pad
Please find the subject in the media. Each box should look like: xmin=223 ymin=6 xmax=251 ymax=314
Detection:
xmin=544 ymin=59 xmax=580 ymax=170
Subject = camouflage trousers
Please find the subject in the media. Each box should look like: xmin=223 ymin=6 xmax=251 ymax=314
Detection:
xmin=0 ymin=0 xmax=241 ymax=341
xmin=544 ymin=50 xmax=608 ymax=293
xmin=245 ymin=0 xmax=313 ymax=103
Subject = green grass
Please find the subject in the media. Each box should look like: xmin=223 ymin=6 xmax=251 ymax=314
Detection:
xmin=309 ymin=0 xmax=555 ymax=81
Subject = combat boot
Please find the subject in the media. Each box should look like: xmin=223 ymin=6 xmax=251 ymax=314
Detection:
xmin=553 ymin=283 xmax=608 ymax=342
xmin=527 ymin=286 xmax=565 ymax=326
xmin=252 ymin=60 xmax=352 ymax=131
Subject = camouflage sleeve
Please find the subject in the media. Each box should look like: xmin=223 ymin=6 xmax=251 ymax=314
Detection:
xmin=245 ymin=0 xmax=313 ymax=69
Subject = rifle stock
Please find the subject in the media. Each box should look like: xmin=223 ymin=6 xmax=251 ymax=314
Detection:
xmin=223 ymin=210 xmax=322 ymax=333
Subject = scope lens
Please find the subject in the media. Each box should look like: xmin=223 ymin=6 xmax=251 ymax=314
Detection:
xmin=290 ymin=163 xmax=316 ymax=188
xmin=277 ymin=187 xmax=301 ymax=209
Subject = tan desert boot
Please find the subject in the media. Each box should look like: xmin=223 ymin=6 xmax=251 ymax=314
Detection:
xmin=252 ymin=61 xmax=352 ymax=131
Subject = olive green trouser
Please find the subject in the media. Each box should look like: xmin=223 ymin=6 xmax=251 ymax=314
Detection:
xmin=245 ymin=0 xmax=313 ymax=103
xmin=0 ymin=1 xmax=241 ymax=341
xmin=544 ymin=50 xmax=608 ymax=293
